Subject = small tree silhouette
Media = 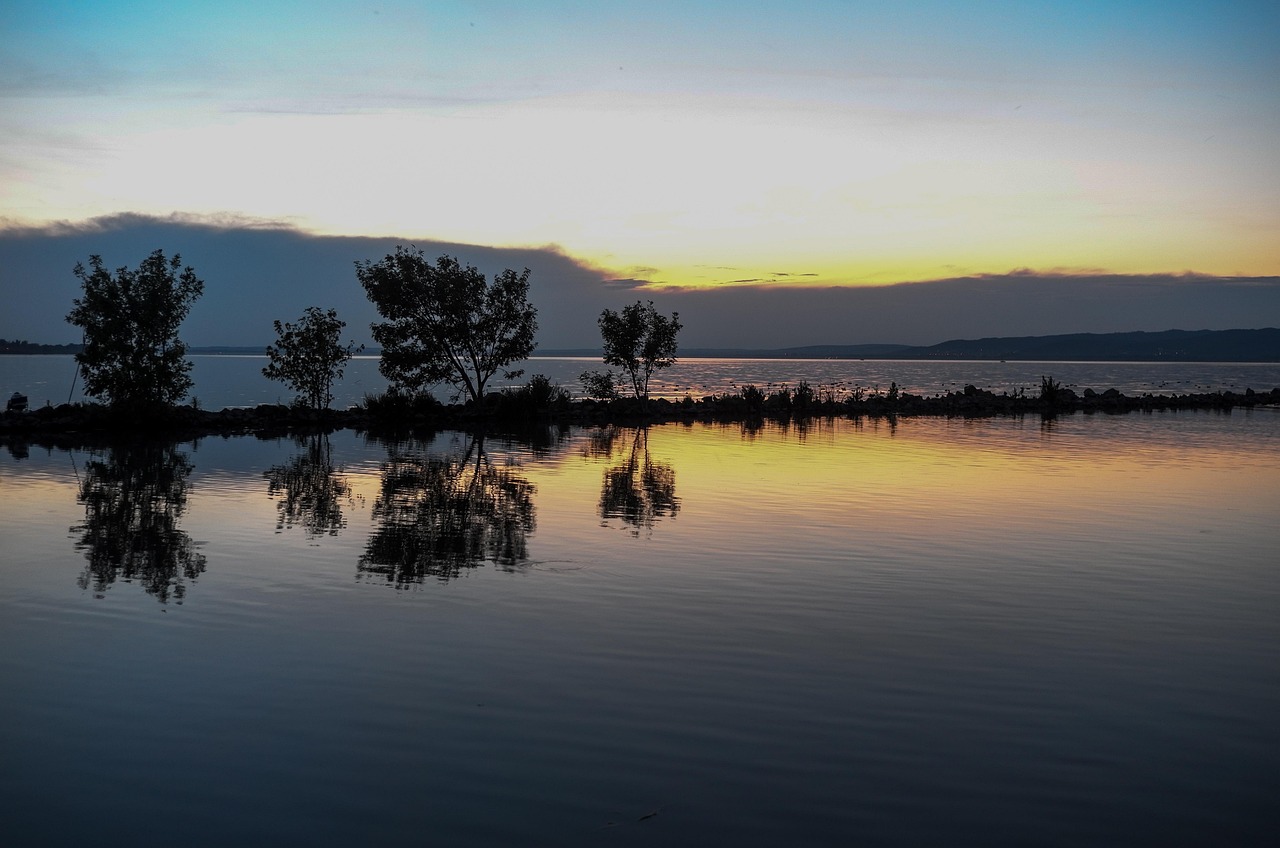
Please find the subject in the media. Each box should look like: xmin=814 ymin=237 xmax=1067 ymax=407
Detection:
xmin=598 ymin=301 xmax=681 ymax=400
xmin=263 ymin=307 xmax=363 ymax=409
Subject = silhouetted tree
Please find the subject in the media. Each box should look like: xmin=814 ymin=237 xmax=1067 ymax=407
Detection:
xmin=597 ymin=428 xmax=680 ymax=535
xmin=263 ymin=307 xmax=363 ymax=409
xmin=356 ymin=249 xmax=537 ymax=405
xmin=71 ymin=443 xmax=207 ymax=603
xmin=66 ymin=250 xmax=204 ymax=409
xmin=598 ymin=300 xmax=681 ymax=400
xmin=264 ymin=433 xmax=352 ymax=536
xmin=359 ymin=434 xmax=536 ymax=585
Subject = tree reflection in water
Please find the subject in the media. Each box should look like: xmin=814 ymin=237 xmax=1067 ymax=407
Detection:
xmin=71 ymin=443 xmax=207 ymax=603
xmin=593 ymin=427 xmax=680 ymax=536
xmin=359 ymin=433 xmax=536 ymax=586
xmin=264 ymin=433 xmax=353 ymax=537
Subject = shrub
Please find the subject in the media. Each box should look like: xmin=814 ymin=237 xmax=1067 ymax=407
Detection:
xmin=793 ymin=380 xmax=815 ymax=409
xmin=361 ymin=389 xmax=441 ymax=418
xmin=741 ymin=384 xmax=766 ymax=413
xmin=524 ymin=374 xmax=569 ymax=407
xmin=579 ymin=369 xmax=620 ymax=401
xmin=493 ymin=374 xmax=571 ymax=417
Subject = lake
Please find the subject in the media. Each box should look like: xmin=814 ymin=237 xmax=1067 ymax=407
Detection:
xmin=2 ymin=409 xmax=1277 ymax=846
xmin=4 ymin=354 xmax=1280 ymax=410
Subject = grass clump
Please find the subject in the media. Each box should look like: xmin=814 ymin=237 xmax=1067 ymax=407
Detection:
xmin=1038 ymin=375 xmax=1062 ymax=404
xmin=492 ymin=374 xmax=572 ymax=418
xmin=361 ymin=389 xmax=442 ymax=419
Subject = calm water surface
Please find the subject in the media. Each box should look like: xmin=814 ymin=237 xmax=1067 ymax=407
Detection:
xmin=2 ymin=412 xmax=1278 ymax=846
xmin=4 ymin=354 xmax=1280 ymax=409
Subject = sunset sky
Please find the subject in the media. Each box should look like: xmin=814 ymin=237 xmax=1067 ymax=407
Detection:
xmin=4 ymin=0 xmax=1278 ymax=292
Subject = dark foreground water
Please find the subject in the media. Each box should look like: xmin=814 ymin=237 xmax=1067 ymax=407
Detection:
xmin=2 ymin=412 xmax=1278 ymax=846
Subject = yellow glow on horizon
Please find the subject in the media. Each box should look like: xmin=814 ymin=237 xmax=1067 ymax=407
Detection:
xmin=5 ymin=89 xmax=1278 ymax=287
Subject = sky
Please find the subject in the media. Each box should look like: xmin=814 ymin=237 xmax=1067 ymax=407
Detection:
xmin=2 ymin=1 xmax=1279 ymax=346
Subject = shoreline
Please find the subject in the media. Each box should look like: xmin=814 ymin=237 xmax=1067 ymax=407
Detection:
xmin=3 ymin=385 xmax=1278 ymax=449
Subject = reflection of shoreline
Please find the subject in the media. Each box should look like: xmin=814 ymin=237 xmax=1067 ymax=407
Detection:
xmin=359 ymin=434 xmax=536 ymax=587
xmin=71 ymin=443 xmax=206 ymax=604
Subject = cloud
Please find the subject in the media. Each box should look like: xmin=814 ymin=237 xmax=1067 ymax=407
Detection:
xmin=2 ymin=214 xmax=1277 ymax=350
xmin=657 ymin=273 xmax=1280 ymax=347
xmin=0 ymin=214 xmax=626 ymax=348
xmin=723 ymin=271 xmax=822 ymax=285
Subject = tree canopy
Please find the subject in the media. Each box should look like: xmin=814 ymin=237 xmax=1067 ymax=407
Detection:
xmin=598 ymin=300 xmax=682 ymax=400
xmin=356 ymin=249 xmax=537 ymax=405
xmin=66 ymin=250 xmax=204 ymax=409
xmin=262 ymin=307 xmax=363 ymax=409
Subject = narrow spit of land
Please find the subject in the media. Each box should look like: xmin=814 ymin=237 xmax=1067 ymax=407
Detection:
xmin=3 ymin=384 xmax=1278 ymax=449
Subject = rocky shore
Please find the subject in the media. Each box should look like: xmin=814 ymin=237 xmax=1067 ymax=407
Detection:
xmin=2 ymin=384 xmax=1278 ymax=450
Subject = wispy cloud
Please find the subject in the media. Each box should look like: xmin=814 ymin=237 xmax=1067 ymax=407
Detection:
xmin=2 ymin=2 xmax=1276 ymax=286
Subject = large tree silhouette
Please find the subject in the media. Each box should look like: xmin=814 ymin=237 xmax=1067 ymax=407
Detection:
xmin=356 ymin=249 xmax=537 ymax=404
xmin=66 ymin=250 xmax=204 ymax=409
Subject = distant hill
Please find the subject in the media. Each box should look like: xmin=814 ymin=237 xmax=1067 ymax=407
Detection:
xmin=540 ymin=328 xmax=1279 ymax=362
xmin=902 ymin=328 xmax=1280 ymax=362
xmin=753 ymin=343 xmax=918 ymax=358
xmin=533 ymin=344 xmax=917 ymax=358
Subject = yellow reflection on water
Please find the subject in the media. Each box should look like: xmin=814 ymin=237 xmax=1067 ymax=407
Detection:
xmin=4 ymin=411 xmax=1277 ymax=592
xmin=518 ymin=414 xmax=1280 ymax=573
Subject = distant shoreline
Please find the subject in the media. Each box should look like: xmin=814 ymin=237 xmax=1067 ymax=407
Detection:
xmin=541 ymin=328 xmax=1280 ymax=363
xmin=5 ymin=351 xmax=1280 ymax=365
xmin=5 ymin=327 xmax=1276 ymax=362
